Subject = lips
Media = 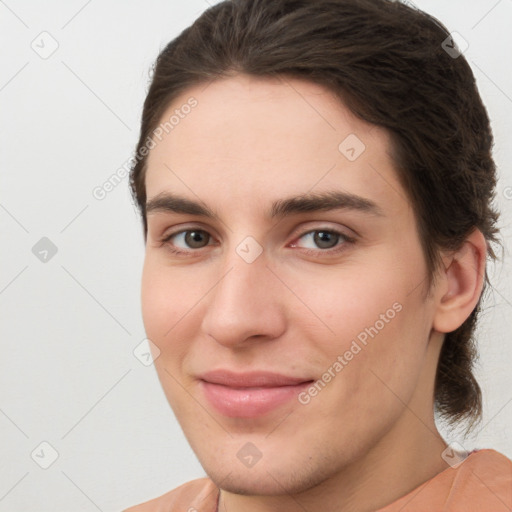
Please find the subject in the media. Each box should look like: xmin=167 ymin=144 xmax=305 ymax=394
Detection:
xmin=200 ymin=369 xmax=311 ymax=387
xmin=199 ymin=369 xmax=314 ymax=418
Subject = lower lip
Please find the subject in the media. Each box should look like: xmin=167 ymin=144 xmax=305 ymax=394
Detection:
xmin=200 ymin=380 xmax=313 ymax=418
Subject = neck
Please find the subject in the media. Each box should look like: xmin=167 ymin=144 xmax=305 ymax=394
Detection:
xmin=219 ymin=419 xmax=447 ymax=512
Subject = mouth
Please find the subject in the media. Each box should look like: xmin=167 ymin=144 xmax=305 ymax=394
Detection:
xmin=198 ymin=370 xmax=314 ymax=418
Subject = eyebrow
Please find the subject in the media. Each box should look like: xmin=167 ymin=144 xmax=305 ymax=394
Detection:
xmin=145 ymin=190 xmax=385 ymax=220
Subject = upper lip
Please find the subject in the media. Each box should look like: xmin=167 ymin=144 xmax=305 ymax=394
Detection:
xmin=199 ymin=369 xmax=313 ymax=388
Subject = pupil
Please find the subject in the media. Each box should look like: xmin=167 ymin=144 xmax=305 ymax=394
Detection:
xmin=187 ymin=231 xmax=206 ymax=248
xmin=315 ymin=231 xmax=336 ymax=248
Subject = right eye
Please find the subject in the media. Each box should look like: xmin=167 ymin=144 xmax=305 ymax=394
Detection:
xmin=160 ymin=228 xmax=214 ymax=255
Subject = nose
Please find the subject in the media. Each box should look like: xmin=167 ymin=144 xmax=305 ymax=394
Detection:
xmin=200 ymin=245 xmax=287 ymax=349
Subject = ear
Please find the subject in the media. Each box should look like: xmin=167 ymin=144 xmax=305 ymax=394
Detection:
xmin=432 ymin=229 xmax=488 ymax=334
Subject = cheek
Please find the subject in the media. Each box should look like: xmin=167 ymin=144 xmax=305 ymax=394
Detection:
xmin=141 ymin=259 xmax=200 ymax=410
xmin=332 ymin=286 xmax=430 ymax=411
xmin=295 ymin=262 xmax=407 ymax=345
xmin=296 ymin=250 xmax=429 ymax=387
xmin=141 ymin=261 xmax=166 ymax=339
xmin=141 ymin=256 xmax=230 ymax=387
xmin=140 ymin=257 xmax=195 ymax=347
xmin=313 ymin=299 xmax=427 ymax=445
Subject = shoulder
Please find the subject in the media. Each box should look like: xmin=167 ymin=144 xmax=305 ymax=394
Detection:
xmin=122 ymin=477 xmax=219 ymax=512
xmin=443 ymin=448 xmax=512 ymax=510
xmin=461 ymin=447 xmax=512 ymax=470
xmin=452 ymin=448 xmax=512 ymax=493
xmin=379 ymin=448 xmax=512 ymax=512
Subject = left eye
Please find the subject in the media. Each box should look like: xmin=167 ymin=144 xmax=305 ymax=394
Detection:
xmin=292 ymin=229 xmax=352 ymax=252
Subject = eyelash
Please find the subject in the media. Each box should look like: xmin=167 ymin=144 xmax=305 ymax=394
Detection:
xmin=158 ymin=227 xmax=355 ymax=257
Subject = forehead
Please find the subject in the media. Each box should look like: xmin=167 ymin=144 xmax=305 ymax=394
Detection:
xmin=144 ymin=74 xmax=408 ymax=217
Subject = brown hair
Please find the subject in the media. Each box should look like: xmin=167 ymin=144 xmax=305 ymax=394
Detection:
xmin=129 ymin=0 xmax=501 ymax=430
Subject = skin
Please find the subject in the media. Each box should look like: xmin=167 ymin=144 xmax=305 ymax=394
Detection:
xmin=141 ymin=74 xmax=487 ymax=512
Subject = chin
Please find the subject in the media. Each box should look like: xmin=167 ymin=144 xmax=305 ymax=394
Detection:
xmin=210 ymin=469 xmax=292 ymax=496
xmin=204 ymin=456 xmax=334 ymax=497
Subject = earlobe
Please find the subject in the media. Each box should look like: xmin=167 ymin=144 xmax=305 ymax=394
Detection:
xmin=432 ymin=229 xmax=487 ymax=333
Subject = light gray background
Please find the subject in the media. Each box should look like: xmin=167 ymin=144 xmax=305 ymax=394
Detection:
xmin=1 ymin=1 xmax=511 ymax=511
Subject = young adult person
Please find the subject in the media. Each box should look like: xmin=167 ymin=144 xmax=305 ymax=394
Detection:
xmin=124 ymin=1 xmax=512 ymax=510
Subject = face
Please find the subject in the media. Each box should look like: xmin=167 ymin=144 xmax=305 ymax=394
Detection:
xmin=141 ymin=74 xmax=440 ymax=495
